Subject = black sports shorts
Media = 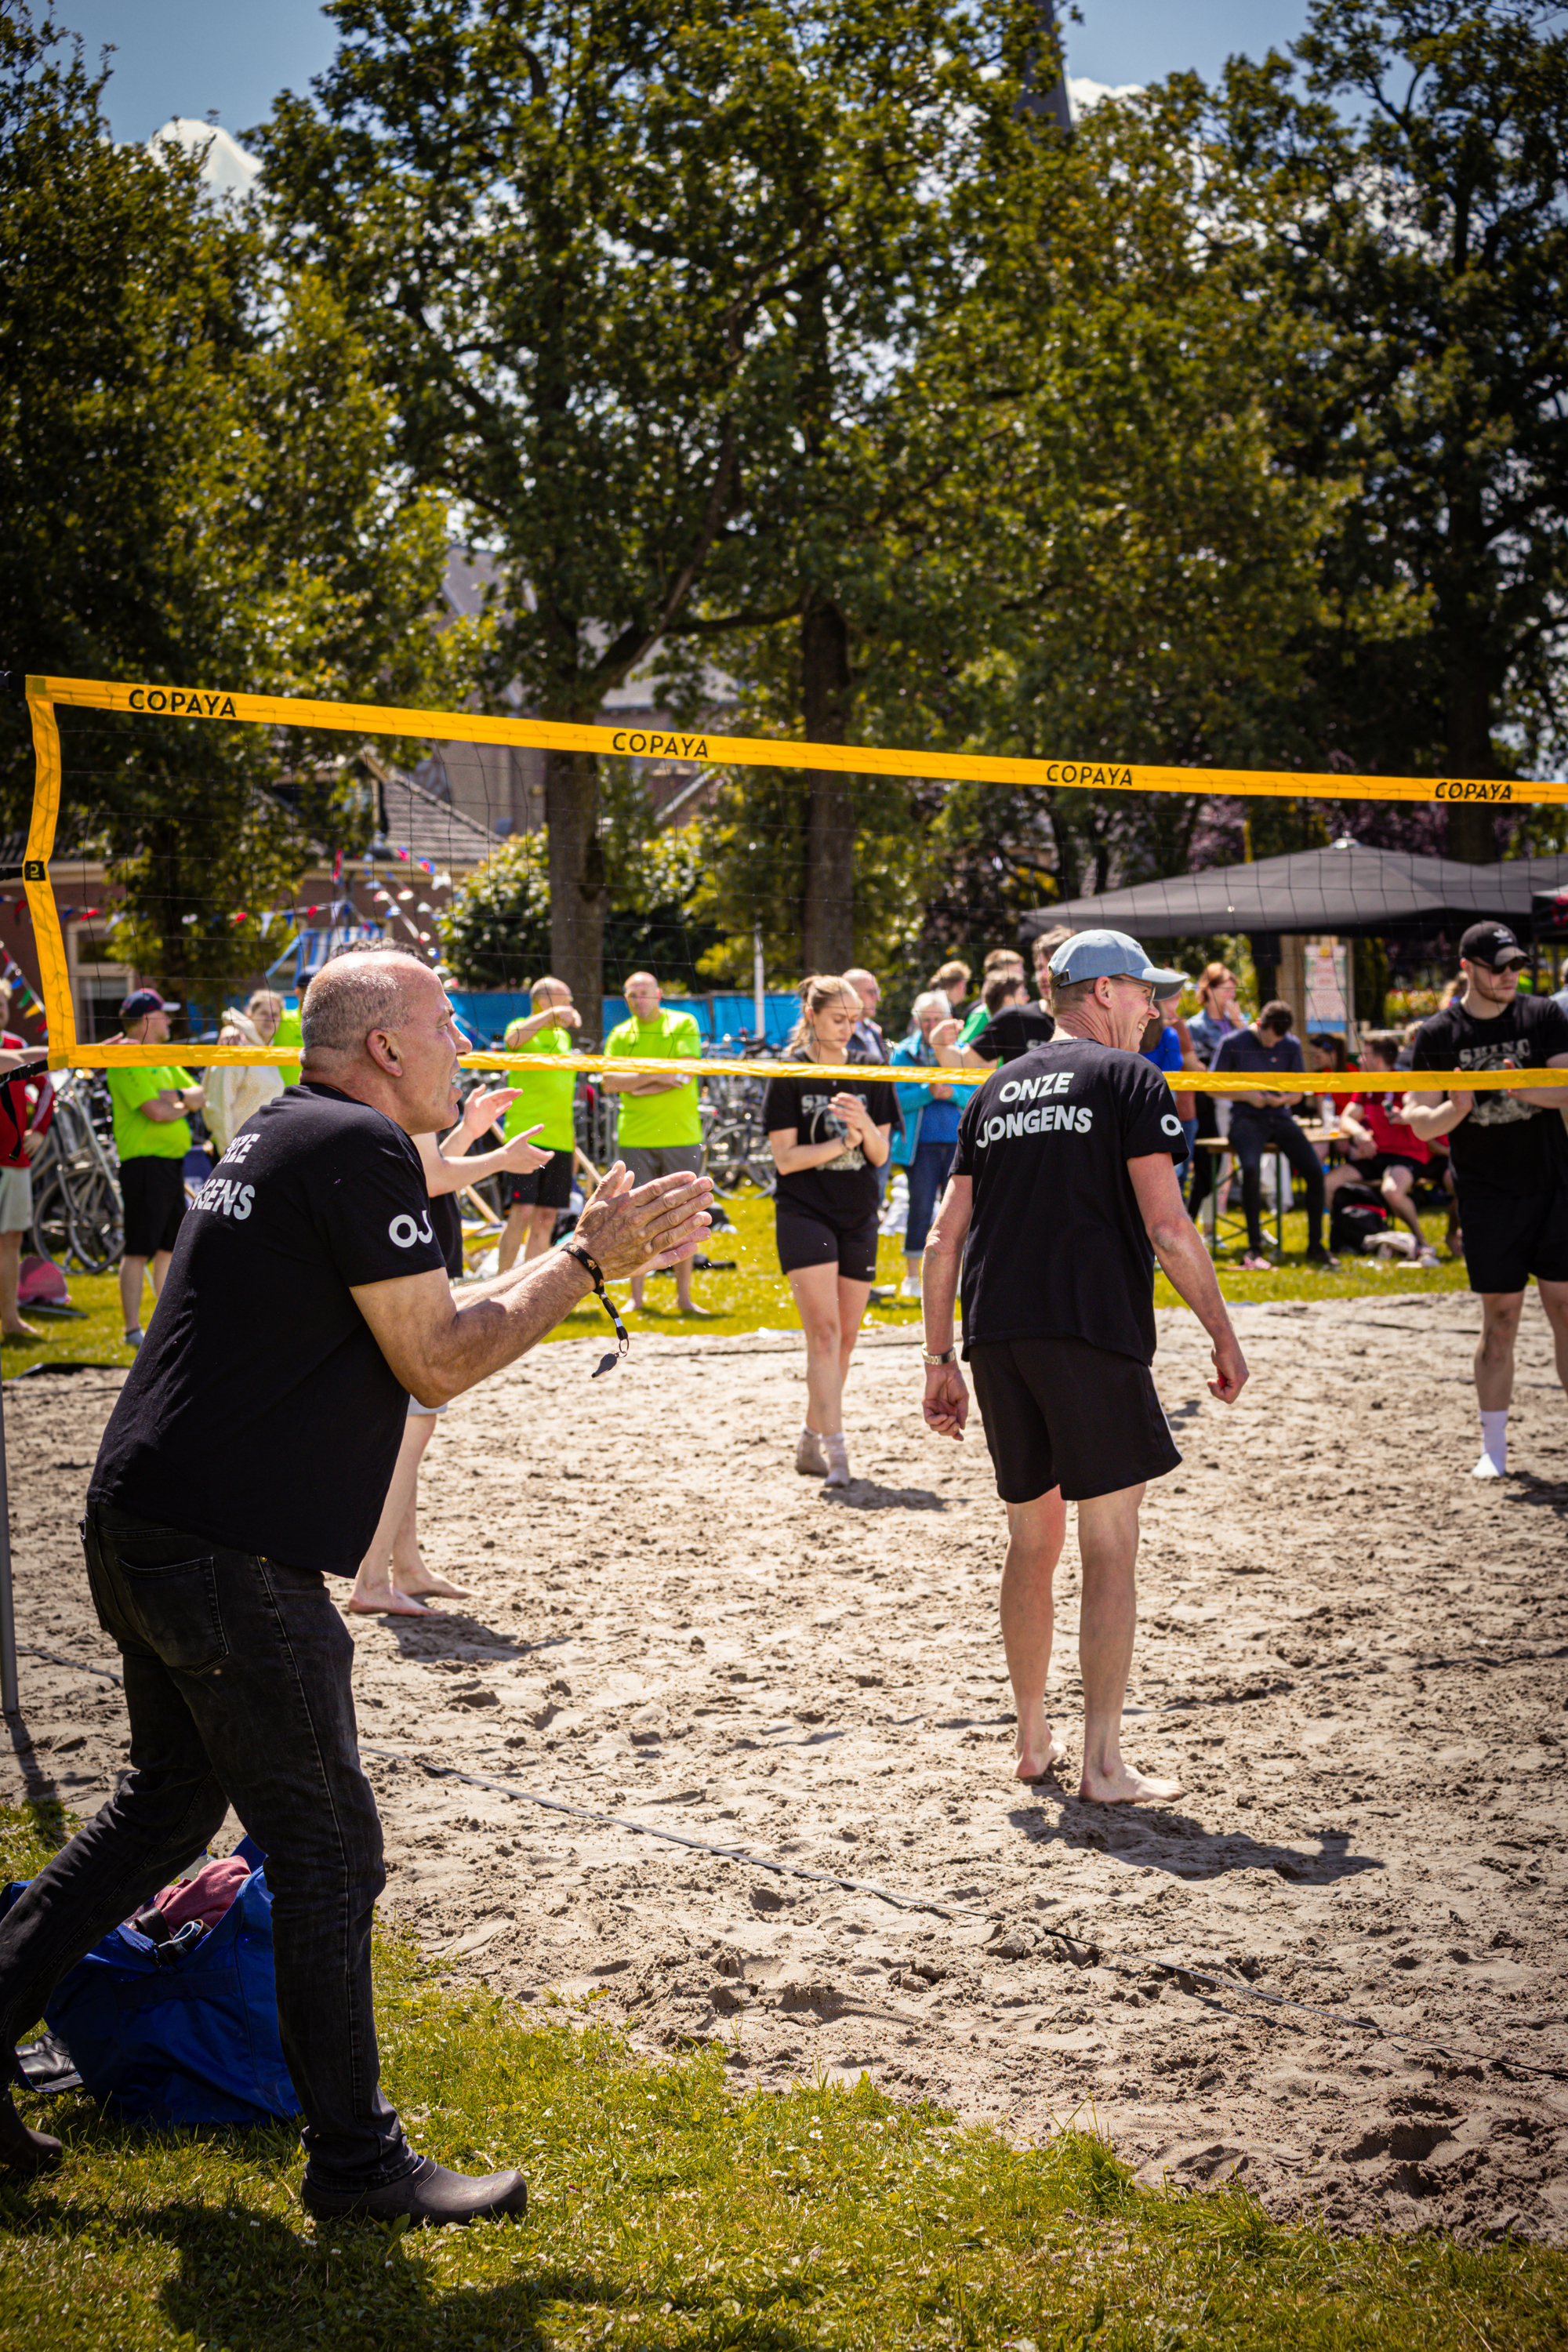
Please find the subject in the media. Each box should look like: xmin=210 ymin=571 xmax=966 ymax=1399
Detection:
xmin=1356 ymin=1152 xmax=1425 ymax=1182
xmin=967 ymin=1335 xmax=1181 ymax=1504
xmin=775 ymin=1202 xmax=880 ymax=1283
xmin=500 ymin=1148 xmax=574 ymax=1213
xmin=120 ymin=1156 xmax=188 ymax=1259
xmin=1457 ymin=1181 xmax=1568 ymax=1295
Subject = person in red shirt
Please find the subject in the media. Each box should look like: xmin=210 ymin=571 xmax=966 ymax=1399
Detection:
xmin=1326 ymin=1030 xmax=1436 ymax=1263
xmin=0 ymin=980 xmax=53 ymax=1338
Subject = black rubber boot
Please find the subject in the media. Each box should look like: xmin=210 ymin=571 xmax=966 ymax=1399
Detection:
xmin=0 ymin=2082 xmax=63 ymax=2174
xmin=301 ymin=2154 xmax=527 ymax=2227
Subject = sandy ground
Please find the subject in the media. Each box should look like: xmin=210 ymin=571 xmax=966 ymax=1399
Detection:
xmin=4 ymin=1290 xmax=1566 ymax=2244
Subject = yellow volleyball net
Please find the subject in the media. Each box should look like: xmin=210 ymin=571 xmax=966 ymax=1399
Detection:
xmin=16 ymin=670 xmax=1568 ymax=1096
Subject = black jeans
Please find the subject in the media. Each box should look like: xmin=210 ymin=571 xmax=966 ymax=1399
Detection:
xmin=1185 ymin=1093 xmax=1222 ymax=1222
xmin=0 ymin=1503 xmax=412 ymax=2190
xmin=1228 ymin=1109 xmax=1326 ymax=1254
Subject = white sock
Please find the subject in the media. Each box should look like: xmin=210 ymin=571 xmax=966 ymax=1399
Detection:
xmin=823 ymin=1429 xmax=847 ymax=1455
xmin=1478 ymin=1408 xmax=1508 ymax=1473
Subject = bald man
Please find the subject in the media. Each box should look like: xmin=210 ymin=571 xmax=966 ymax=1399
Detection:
xmin=0 ymin=945 xmax=710 ymax=2223
xmin=601 ymin=971 xmax=708 ymax=1314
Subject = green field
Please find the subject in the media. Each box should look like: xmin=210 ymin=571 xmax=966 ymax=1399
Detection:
xmin=0 ymin=1187 xmax=1474 ymax=1383
xmin=0 ymin=1800 xmax=1562 ymax=2351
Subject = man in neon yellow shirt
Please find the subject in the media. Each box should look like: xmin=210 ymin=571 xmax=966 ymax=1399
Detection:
xmin=496 ymin=975 xmax=582 ymax=1269
xmin=105 ymin=988 xmax=205 ymax=1351
xmin=603 ymin=970 xmax=709 ymax=1315
xmin=271 ymin=1003 xmax=303 ymax=1086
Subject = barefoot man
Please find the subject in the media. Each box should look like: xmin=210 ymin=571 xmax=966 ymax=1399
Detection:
xmin=919 ymin=929 xmax=1248 ymax=1804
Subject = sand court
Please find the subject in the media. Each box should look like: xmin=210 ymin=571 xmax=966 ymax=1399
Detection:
xmin=3 ymin=1289 xmax=1566 ymax=2241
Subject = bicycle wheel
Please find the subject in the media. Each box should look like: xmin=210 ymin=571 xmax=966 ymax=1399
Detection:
xmin=65 ymin=1169 xmax=124 ymax=1276
xmin=30 ymin=1174 xmax=71 ymax=1265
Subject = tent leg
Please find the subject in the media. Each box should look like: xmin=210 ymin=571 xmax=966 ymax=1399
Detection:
xmin=0 ymin=1375 xmax=16 ymax=1717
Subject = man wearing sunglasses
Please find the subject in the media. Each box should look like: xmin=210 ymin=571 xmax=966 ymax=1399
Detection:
xmin=0 ymin=943 xmax=710 ymax=2227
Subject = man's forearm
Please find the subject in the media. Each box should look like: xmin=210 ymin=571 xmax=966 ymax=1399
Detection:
xmin=921 ymin=1240 xmax=961 ymax=1347
xmin=1404 ymin=1096 xmax=1467 ymax=1139
xmin=920 ymin=1186 xmax=970 ymax=1348
xmin=1149 ymin=1211 xmax=1237 ymax=1349
xmin=421 ymin=1250 xmax=594 ymax=1402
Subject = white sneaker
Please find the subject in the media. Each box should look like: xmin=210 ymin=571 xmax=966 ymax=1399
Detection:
xmin=1470 ymin=1453 xmax=1504 ymax=1479
xmin=898 ymin=1275 xmax=920 ymax=1299
xmin=823 ymin=1433 xmax=851 ymax=1489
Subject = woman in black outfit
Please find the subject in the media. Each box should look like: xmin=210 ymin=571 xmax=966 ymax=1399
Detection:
xmin=763 ymin=975 xmax=898 ymax=1489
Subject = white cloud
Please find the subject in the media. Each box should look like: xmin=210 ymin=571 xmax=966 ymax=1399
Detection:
xmin=149 ymin=118 xmax=261 ymax=201
xmin=1068 ymin=75 xmax=1145 ymax=118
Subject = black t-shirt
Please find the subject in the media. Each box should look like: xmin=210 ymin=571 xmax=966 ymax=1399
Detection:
xmin=89 ymin=1083 xmax=448 ymax=1573
xmin=968 ymin=1004 xmax=1055 ymax=1064
xmin=950 ymin=1037 xmax=1188 ymax=1363
xmin=1411 ymin=995 xmax=1568 ymax=1195
xmin=431 ymin=1189 xmax=465 ymax=1277
xmin=762 ymin=1060 xmax=900 ymax=1228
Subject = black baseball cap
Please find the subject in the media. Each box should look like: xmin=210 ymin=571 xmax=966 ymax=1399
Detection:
xmin=1458 ymin=923 xmax=1526 ymax=972
xmin=120 ymin=987 xmax=180 ymax=1019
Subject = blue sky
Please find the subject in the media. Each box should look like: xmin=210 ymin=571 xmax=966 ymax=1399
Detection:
xmin=64 ymin=0 xmax=1314 ymax=145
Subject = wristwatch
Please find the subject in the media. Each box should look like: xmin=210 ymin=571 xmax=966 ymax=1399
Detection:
xmin=920 ymin=1346 xmax=956 ymax=1366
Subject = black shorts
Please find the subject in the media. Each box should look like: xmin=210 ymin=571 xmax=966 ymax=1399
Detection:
xmin=775 ymin=1203 xmax=880 ymax=1283
xmin=120 ymin=1156 xmax=187 ymax=1259
xmin=1356 ymin=1152 xmax=1425 ymax=1183
xmin=500 ymin=1149 xmax=574 ymax=1212
xmin=968 ymin=1335 xmax=1181 ymax=1504
xmin=1457 ymin=1182 xmax=1568 ymax=1294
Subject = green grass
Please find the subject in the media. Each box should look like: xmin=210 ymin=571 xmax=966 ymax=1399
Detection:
xmin=2 ymin=1804 xmax=1564 ymax=2350
xmin=2 ymin=1190 xmax=1475 ymax=1385
xmin=0 ymin=1268 xmax=139 ymax=1374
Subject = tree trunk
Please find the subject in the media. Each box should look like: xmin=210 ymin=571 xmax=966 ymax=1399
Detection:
xmin=1443 ymin=659 xmax=1500 ymax=866
xmin=546 ymin=746 xmax=606 ymax=1037
xmin=800 ymin=593 xmax=855 ymax=972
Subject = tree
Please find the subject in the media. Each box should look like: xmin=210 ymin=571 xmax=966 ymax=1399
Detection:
xmin=441 ymin=764 xmax=719 ymax=1001
xmin=254 ymin=0 xmax=1075 ymax=1011
xmin=691 ymin=73 xmax=1341 ymax=984
xmin=666 ymin=0 xmax=1076 ymax=971
xmin=1218 ymin=0 xmax=1568 ymax=862
xmin=0 ymin=7 xmax=476 ymax=996
xmin=255 ymin=0 xmax=779 ymax=1029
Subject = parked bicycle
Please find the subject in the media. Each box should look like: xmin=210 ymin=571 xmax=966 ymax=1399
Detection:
xmin=30 ymin=1069 xmax=124 ymax=1275
xmin=701 ymin=1033 xmax=779 ymax=1196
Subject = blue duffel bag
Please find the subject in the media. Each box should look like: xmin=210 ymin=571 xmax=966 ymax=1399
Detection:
xmin=2 ymin=1836 xmax=300 ymax=2129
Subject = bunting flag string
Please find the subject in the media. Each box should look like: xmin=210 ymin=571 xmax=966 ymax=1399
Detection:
xmin=2 ymin=955 xmax=48 ymax=1025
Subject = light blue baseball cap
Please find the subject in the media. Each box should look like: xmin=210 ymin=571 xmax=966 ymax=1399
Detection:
xmin=1047 ymin=927 xmax=1189 ymax=993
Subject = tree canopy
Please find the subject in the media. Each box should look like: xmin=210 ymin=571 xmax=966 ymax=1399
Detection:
xmin=0 ymin=5 xmax=474 ymax=993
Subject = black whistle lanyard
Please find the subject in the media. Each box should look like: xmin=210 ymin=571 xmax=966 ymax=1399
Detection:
xmin=561 ymin=1242 xmax=629 ymax=1377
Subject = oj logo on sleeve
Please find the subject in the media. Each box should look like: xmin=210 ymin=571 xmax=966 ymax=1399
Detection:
xmin=1161 ymin=1113 xmax=1183 ymax=1137
xmin=388 ymin=1212 xmax=434 ymax=1249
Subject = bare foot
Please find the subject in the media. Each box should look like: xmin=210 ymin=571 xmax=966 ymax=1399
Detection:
xmin=347 ymin=1584 xmax=434 ymax=1617
xmin=1014 ymin=1737 xmax=1068 ymax=1784
xmin=392 ymin=1564 xmax=471 ymax=1602
xmin=1079 ymin=1763 xmax=1185 ymax=1805
xmin=675 ymin=1301 xmax=715 ymax=1318
xmin=1 ymin=1319 xmax=40 ymax=1340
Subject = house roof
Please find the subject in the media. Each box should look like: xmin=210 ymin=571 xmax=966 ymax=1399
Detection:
xmin=370 ymin=761 xmax=498 ymax=870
